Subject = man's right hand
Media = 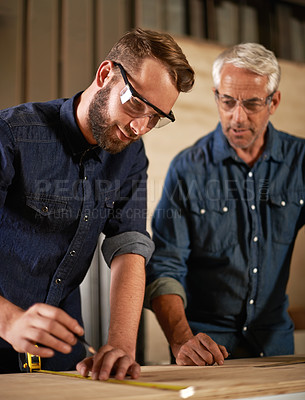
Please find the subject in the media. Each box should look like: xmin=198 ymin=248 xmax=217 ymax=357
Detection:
xmin=173 ymin=332 xmax=228 ymax=366
xmin=0 ymin=298 xmax=84 ymax=358
xmin=151 ymin=294 xmax=228 ymax=366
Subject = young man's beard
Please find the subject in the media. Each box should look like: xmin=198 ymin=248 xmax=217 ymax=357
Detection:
xmin=88 ymin=85 xmax=134 ymax=154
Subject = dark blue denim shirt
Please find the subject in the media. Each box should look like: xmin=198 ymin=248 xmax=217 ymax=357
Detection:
xmin=0 ymin=93 xmax=154 ymax=369
xmin=145 ymin=122 xmax=305 ymax=357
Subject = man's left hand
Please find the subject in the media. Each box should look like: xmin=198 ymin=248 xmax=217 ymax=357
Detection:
xmin=76 ymin=344 xmax=140 ymax=380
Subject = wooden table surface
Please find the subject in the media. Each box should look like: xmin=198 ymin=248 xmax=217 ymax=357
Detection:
xmin=1 ymin=355 xmax=305 ymax=400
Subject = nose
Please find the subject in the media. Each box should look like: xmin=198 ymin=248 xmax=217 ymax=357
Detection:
xmin=129 ymin=116 xmax=151 ymax=136
xmin=231 ymin=101 xmax=248 ymax=123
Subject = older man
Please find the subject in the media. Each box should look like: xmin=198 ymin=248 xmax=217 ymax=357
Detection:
xmin=145 ymin=43 xmax=305 ymax=365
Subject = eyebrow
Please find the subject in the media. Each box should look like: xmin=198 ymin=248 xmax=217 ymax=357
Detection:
xmin=220 ymin=93 xmax=265 ymax=101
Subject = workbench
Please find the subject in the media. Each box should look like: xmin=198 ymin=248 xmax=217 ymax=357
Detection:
xmin=1 ymin=355 xmax=304 ymax=400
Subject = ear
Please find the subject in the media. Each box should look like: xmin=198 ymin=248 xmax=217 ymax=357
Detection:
xmin=95 ymin=60 xmax=113 ymax=88
xmin=269 ymin=90 xmax=281 ymax=115
xmin=212 ymin=87 xmax=218 ymax=103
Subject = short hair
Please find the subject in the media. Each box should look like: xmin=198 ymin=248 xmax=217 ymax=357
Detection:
xmin=106 ymin=28 xmax=194 ymax=93
xmin=212 ymin=43 xmax=281 ymax=94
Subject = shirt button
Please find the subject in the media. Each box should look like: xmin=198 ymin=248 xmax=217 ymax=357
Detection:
xmin=253 ymin=236 xmax=258 ymax=242
xmin=251 ymin=204 xmax=256 ymax=210
xmin=84 ymin=176 xmax=88 ymax=180
xmin=300 ymin=199 xmax=304 ymax=205
xmin=70 ymin=250 xmax=76 ymax=256
xmin=55 ymin=278 xmax=62 ymax=285
xmin=249 ymin=299 xmax=254 ymax=305
xmin=281 ymin=200 xmax=286 ymax=207
xmin=243 ymin=326 xmax=248 ymax=331
xmin=200 ymin=209 xmax=206 ymax=214
xmin=253 ymin=268 xmax=258 ymax=274
xmin=41 ymin=206 xmax=49 ymax=213
xmin=83 ymin=215 xmax=89 ymax=221
xmin=223 ymin=206 xmax=228 ymax=212
xmin=248 ymin=172 xmax=253 ymax=178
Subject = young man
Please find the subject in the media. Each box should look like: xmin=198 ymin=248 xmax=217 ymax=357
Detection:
xmin=0 ymin=28 xmax=194 ymax=378
xmin=145 ymin=43 xmax=305 ymax=366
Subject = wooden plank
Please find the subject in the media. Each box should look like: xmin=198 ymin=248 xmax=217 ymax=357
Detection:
xmin=0 ymin=355 xmax=304 ymax=400
xmin=0 ymin=0 xmax=25 ymax=108
xmin=61 ymin=0 xmax=95 ymax=98
xmin=26 ymin=0 xmax=59 ymax=102
xmin=95 ymin=0 xmax=133 ymax=64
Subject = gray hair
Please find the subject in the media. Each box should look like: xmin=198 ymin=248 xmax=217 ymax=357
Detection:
xmin=212 ymin=43 xmax=281 ymax=93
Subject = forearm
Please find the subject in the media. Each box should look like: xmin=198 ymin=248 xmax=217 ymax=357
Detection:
xmin=151 ymin=294 xmax=193 ymax=356
xmin=107 ymin=253 xmax=146 ymax=356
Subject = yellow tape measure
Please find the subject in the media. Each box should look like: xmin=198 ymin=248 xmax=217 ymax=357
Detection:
xmin=37 ymin=370 xmax=195 ymax=399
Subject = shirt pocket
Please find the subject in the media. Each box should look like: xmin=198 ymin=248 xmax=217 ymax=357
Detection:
xmin=189 ymin=198 xmax=238 ymax=252
xmin=25 ymin=194 xmax=71 ymax=232
xmin=268 ymin=192 xmax=304 ymax=244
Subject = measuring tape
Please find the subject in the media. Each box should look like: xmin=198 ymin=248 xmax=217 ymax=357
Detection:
xmin=19 ymin=347 xmax=41 ymax=372
xmin=36 ymin=369 xmax=195 ymax=399
xmin=21 ymin=352 xmax=195 ymax=398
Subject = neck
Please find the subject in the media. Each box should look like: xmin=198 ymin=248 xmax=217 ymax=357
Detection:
xmin=236 ymin=147 xmax=264 ymax=167
xmin=234 ymin=130 xmax=267 ymax=167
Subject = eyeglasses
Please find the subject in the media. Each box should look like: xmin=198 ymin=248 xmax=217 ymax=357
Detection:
xmin=113 ymin=61 xmax=175 ymax=129
xmin=215 ymin=89 xmax=275 ymax=115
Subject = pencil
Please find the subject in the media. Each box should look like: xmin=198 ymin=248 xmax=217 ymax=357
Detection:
xmin=77 ymin=336 xmax=97 ymax=355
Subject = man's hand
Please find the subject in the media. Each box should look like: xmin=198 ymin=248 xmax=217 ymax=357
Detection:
xmin=1 ymin=299 xmax=84 ymax=358
xmin=76 ymin=344 xmax=140 ymax=380
xmin=151 ymin=294 xmax=228 ymax=366
xmin=174 ymin=332 xmax=228 ymax=366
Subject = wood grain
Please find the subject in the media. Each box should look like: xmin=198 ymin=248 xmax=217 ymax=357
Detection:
xmin=0 ymin=355 xmax=304 ymax=400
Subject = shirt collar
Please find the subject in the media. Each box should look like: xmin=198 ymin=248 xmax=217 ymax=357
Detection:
xmin=262 ymin=122 xmax=284 ymax=162
xmin=212 ymin=122 xmax=284 ymax=164
xmin=212 ymin=123 xmax=236 ymax=164
xmin=60 ymin=92 xmax=103 ymax=161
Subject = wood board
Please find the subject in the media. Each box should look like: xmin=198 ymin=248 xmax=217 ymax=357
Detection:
xmin=0 ymin=355 xmax=304 ymax=400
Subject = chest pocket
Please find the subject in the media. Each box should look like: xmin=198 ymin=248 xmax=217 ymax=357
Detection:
xmin=25 ymin=194 xmax=73 ymax=232
xmin=268 ymin=192 xmax=304 ymax=244
xmin=189 ymin=199 xmax=238 ymax=252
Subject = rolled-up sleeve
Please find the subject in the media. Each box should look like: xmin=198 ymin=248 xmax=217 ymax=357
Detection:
xmin=102 ymin=231 xmax=154 ymax=267
xmin=144 ymin=276 xmax=187 ymax=310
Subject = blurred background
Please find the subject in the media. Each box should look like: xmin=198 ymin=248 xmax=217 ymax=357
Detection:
xmin=0 ymin=0 xmax=304 ymax=364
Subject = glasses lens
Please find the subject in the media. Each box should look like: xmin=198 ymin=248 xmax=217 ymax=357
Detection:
xmin=120 ymin=85 xmax=132 ymax=104
xmin=120 ymin=86 xmax=172 ymax=129
xmin=153 ymin=116 xmax=171 ymax=129
xmin=217 ymin=93 xmax=268 ymax=114
xmin=242 ymin=100 xmax=265 ymax=113
xmin=219 ymin=98 xmax=237 ymax=112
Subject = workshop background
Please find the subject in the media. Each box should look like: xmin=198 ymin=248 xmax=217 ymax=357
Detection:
xmin=0 ymin=0 xmax=304 ymax=365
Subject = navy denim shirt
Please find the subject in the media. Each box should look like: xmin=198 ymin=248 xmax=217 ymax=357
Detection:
xmin=145 ymin=122 xmax=305 ymax=357
xmin=0 ymin=94 xmax=154 ymax=369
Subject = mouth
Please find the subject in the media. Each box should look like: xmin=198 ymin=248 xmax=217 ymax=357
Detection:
xmin=116 ymin=126 xmax=133 ymax=143
xmin=230 ymin=127 xmax=250 ymax=136
xmin=116 ymin=126 xmax=138 ymax=143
